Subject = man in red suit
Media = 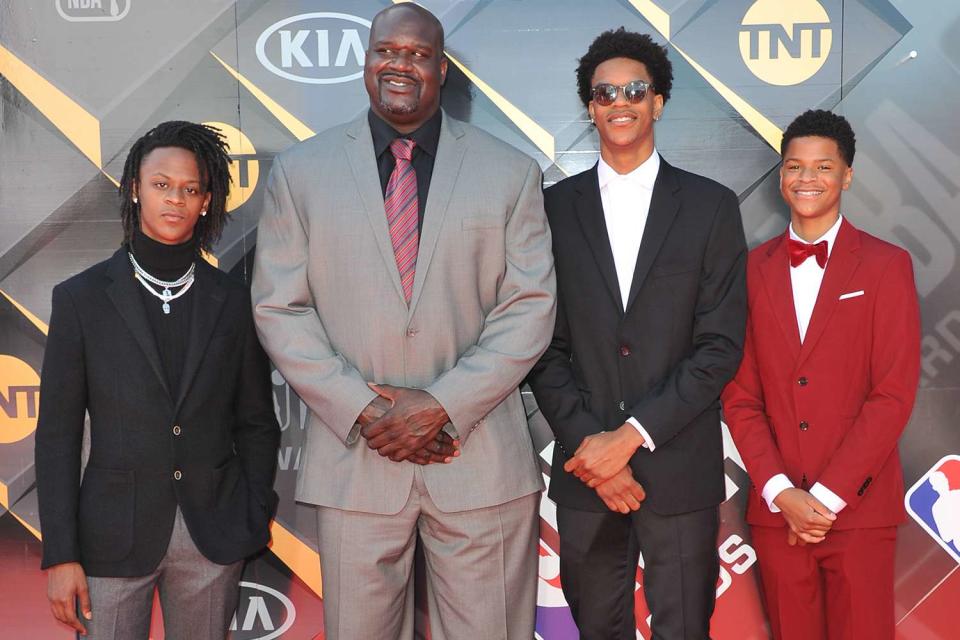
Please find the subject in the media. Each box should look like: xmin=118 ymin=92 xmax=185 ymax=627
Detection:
xmin=722 ymin=110 xmax=921 ymax=640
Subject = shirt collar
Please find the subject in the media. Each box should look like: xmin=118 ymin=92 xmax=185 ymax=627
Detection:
xmin=789 ymin=214 xmax=843 ymax=259
xmin=368 ymin=108 xmax=442 ymax=158
xmin=597 ymin=150 xmax=660 ymax=191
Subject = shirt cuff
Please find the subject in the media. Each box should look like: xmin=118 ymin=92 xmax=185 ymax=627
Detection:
xmin=761 ymin=474 xmax=795 ymax=513
xmin=810 ymin=482 xmax=847 ymax=514
xmin=626 ymin=417 xmax=655 ymax=452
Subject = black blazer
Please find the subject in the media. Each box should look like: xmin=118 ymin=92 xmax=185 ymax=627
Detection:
xmin=36 ymin=249 xmax=280 ymax=577
xmin=528 ymin=159 xmax=747 ymax=514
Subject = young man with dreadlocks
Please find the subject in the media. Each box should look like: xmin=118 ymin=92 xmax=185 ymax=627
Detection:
xmin=35 ymin=121 xmax=280 ymax=639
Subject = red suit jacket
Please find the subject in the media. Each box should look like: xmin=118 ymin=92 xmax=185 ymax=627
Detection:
xmin=722 ymin=219 xmax=920 ymax=529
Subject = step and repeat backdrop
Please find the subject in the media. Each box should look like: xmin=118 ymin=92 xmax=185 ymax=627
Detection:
xmin=2 ymin=1 xmax=959 ymax=638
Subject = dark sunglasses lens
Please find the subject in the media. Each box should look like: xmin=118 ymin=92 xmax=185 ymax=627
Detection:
xmin=592 ymin=84 xmax=618 ymax=106
xmin=624 ymin=81 xmax=648 ymax=103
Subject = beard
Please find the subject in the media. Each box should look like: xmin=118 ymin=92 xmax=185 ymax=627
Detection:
xmin=377 ymin=80 xmax=421 ymax=115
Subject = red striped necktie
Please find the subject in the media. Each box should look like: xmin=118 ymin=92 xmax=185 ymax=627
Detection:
xmin=385 ymin=138 xmax=419 ymax=303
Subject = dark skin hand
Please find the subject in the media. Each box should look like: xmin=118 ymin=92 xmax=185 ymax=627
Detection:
xmin=594 ymin=466 xmax=647 ymax=514
xmin=47 ymin=562 xmax=91 ymax=635
xmin=773 ymin=488 xmax=837 ymax=545
xmin=358 ymin=394 xmax=458 ymax=463
xmin=361 ymin=384 xmax=456 ymax=463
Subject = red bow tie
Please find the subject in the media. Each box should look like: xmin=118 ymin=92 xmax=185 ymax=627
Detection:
xmin=788 ymin=239 xmax=828 ymax=268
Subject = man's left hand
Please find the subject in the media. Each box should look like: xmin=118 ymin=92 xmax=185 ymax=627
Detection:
xmin=362 ymin=384 xmax=451 ymax=462
xmin=564 ymin=423 xmax=645 ymax=487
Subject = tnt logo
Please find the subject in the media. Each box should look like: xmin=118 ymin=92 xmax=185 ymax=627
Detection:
xmin=739 ymin=0 xmax=832 ymax=86
xmin=256 ymin=13 xmax=370 ymax=85
xmin=0 ymin=355 xmax=40 ymax=444
xmin=906 ymin=455 xmax=960 ymax=563
xmin=203 ymin=122 xmax=258 ymax=213
xmin=55 ymin=0 xmax=130 ymax=22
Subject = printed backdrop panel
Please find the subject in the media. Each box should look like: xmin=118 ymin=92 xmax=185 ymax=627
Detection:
xmin=1 ymin=1 xmax=958 ymax=638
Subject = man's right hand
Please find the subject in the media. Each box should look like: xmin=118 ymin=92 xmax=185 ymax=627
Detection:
xmin=594 ymin=466 xmax=646 ymax=514
xmin=47 ymin=561 xmax=91 ymax=635
xmin=773 ymin=488 xmax=837 ymax=544
xmin=358 ymin=397 xmax=459 ymax=464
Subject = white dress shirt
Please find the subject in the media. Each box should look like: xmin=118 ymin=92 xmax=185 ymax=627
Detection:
xmin=761 ymin=215 xmax=847 ymax=514
xmin=597 ymin=152 xmax=660 ymax=450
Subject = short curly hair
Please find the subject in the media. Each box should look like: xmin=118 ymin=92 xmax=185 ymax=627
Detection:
xmin=781 ymin=109 xmax=856 ymax=166
xmin=576 ymin=28 xmax=673 ymax=108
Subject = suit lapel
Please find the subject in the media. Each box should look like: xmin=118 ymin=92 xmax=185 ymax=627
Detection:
xmin=758 ymin=234 xmax=802 ymax=361
xmin=625 ymin=158 xmax=680 ymax=314
xmin=343 ymin=113 xmax=407 ymax=304
xmin=573 ymin=165 xmax=623 ymax=313
xmin=173 ymin=260 xmax=227 ymax=414
xmin=105 ymin=249 xmax=171 ymax=400
xmin=408 ymin=112 xmax=467 ymax=317
xmin=797 ymin=220 xmax=861 ymax=367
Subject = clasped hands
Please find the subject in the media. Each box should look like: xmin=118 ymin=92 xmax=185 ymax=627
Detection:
xmin=359 ymin=383 xmax=460 ymax=464
xmin=773 ymin=488 xmax=837 ymax=546
xmin=565 ymin=424 xmax=647 ymax=514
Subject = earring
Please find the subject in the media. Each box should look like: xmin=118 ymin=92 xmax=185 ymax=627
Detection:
xmin=132 ymin=196 xmax=138 ymax=204
xmin=200 ymin=210 xmax=207 ymax=217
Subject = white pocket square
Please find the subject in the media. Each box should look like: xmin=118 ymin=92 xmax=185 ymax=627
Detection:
xmin=839 ymin=290 xmax=864 ymax=300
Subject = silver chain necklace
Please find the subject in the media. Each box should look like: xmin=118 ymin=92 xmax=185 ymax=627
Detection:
xmin=128 ymin=252 xmax=196 ymax=315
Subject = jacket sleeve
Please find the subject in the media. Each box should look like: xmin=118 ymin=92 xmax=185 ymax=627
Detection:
xmin=627 ymin=188 xmax=748 ymax=447
xmin=425 ymin=158 xmax=557 ymax=444
xmin=233 ymin=289 xmax=281 ymax=517
xmin=721 ymin=308 xmax=791 ymax=499
xmin=35 ymin=284 xmax=87 ymax=569
xmin=251 ymin=154 xmax=378 ymax=446
xmin=526 ymin=287 xmax=606 ymax=455
xmin=816 ymin=250 xmax=921 ymax=508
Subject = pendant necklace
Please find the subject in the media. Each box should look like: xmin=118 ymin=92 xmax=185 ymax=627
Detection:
xmin=128 ymin=252 xmax=195 ymax=314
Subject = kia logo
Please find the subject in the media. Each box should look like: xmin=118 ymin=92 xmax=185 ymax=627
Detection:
xmin=256 ymin=12 xmax=371 ymax=85
xmin=229 ymin=581 xmax=296 ymax=640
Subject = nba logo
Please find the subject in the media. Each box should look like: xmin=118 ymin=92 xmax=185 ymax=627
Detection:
xmin=905 ymin=455 xmax=960 ymax=563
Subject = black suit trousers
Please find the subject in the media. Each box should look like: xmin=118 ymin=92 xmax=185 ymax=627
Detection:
xmin=557 ymin=503 xmax=720 ymax=640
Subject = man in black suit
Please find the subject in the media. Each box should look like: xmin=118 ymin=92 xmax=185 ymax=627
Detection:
xmin=35 ymin=122 xmax=279 ymax=638
xmin=528 ymin=29 xmax=747 ymax=639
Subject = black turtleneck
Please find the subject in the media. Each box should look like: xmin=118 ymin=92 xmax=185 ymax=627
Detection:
xmin=129 ymin=228 xmax=196 ymax=396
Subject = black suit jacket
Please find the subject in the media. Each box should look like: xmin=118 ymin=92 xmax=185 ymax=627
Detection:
xmin=36 ymin=249 xmax=280 ymax=577
xmin=529 ymin=159 xmax=747 ymax=514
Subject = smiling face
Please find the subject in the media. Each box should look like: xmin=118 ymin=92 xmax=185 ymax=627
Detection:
xmin=364 ymin=6 xmax=447 ymax=133
xmin=588 ymin=57 xmax=663 ymax=169
xmin=134 ymin=146 xmax=211 ymax=245
xmin=780 ymin=135 xmax=852 ymax=232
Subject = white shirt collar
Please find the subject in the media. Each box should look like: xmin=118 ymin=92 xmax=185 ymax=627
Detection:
xmin=789 ymin=214 xmax=843 ymax=259
xmin=597 ymin=150 xmax=660 ymax=191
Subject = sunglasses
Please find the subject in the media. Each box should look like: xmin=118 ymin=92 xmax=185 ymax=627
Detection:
xmin=590 ymin=80 xmax=652 ymax=106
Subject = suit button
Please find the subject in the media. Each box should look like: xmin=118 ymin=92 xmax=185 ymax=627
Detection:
xmin=173 ymin=470 xmax=182 ymax=480
xmin=619 ymin=345 xmax=631 ymax=357
xmin=799 ymin=421 xmax=809 ymax=431
xmin=172 ymin=425 xmax=181 ymax=436
xmin=619 ymin=401 xmax=625 ymax=411
xmin=406 ymin=328 xmax=418 ymax=337
xmin=798 ymin=377 xmax=808 ymax=386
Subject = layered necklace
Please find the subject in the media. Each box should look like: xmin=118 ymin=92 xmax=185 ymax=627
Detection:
xmin=128 ymin=251 xmax=195 ymax=315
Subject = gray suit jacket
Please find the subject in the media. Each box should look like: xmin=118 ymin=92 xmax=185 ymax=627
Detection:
xmin=252 ymin=111 xmax=555 ymax=514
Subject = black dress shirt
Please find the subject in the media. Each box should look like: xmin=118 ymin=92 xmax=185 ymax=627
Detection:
xmin=368 ymin=108 xmax=441 ymax=230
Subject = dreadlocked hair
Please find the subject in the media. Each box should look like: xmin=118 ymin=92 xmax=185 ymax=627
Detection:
xmin=119 ymin=121 xmax=232 ymax=253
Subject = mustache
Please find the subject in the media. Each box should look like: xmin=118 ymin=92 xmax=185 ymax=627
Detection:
xmin=379 ymin=72 xmax=418 ymax=83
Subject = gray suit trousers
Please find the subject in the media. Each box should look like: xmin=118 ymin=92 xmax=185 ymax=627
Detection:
xmin=316 ymin=466 xmax=540 ymax=640
xmin=82 ymin=508 xmax=243 ymax=640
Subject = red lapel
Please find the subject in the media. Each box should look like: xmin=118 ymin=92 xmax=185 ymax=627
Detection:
xmin=758 ymin=232 xmax=802 ymax=362
xmin=797 ymin=219 xmax=862 ymax=367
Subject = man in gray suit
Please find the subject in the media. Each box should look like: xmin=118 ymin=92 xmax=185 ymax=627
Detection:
xmin=251 ymin=4 xmax=555 ymax=639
